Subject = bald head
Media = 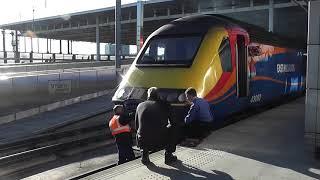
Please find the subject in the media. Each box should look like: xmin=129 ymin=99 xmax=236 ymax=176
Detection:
xmin=147 ymin=87 xmax=159 ymax=101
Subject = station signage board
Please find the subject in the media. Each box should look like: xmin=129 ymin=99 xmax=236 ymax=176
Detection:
xmin=48 ymin=80 xmax=72 ymax=94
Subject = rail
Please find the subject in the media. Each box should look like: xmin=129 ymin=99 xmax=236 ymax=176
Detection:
xmin=0 ymin=108 xmax=112 ymax=157
xmin=0 ymin=109 xmax=115 ymax=177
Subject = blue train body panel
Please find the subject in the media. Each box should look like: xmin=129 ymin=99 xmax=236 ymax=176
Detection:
xmin=211 ymin=50 xmax=305 ymax=123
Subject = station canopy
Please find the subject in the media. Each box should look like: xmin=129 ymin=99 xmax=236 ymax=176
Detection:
xmin=0 ymin=0 xmax=308 ymax=44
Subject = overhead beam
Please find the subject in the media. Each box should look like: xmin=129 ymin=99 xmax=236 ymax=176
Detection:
xmin=7 ymin=1 xmax=305 ymax=36
xmin=292 ymin=0 xmax=308 ymax=13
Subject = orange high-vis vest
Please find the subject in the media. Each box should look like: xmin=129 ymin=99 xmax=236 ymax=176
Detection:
xmin=109 ymin=115 xmax=131 ymax=136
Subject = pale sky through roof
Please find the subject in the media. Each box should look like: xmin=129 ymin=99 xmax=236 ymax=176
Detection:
xmin=0 ymin=0 xmax=144 ymax=57
xmin=0 ymin=0 xmax=138 ymax=24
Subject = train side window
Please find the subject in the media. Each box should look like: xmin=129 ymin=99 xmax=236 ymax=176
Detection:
xmin=219 ymin=38 xmax=232 ymax=72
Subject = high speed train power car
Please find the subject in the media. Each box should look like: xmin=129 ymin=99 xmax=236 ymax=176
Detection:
xmin=112 ymin=14 xmax=305 ymax=123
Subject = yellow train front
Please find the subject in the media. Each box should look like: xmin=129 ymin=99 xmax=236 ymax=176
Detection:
xmin=112 ymin=14 xmax=305 ymax=123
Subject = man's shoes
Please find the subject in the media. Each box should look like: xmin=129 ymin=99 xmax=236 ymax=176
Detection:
xmin=141 ymin=157 xmax=151 ymax=165
xmin=165 ymin=153 xmax=177 ymax=164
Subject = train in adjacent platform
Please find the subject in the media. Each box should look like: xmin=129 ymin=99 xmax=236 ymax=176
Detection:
xmin=112 ymin=14 xmax=306 ymax=123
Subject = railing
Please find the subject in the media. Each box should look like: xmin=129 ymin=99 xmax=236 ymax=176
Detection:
xmin=0 ymin=51 xmax=136 ymax=64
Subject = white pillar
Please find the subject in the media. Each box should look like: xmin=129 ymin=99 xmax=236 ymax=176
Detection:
xmin=136 ymin=0 xmax=144 ymax=51
xmin=306 ymin=0 xmax=320 ymax=155
xmin=268 ymin=0 xmax=274 ymax=32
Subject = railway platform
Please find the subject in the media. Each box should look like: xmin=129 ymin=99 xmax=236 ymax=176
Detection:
xmin=0 ymin=93 xmax=114 ymax=145
xmin=82 ymin=97 xmax=320 ymax=180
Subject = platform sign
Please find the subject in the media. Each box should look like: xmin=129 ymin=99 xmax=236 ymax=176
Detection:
xmin=48 ymin=80 xmax=72 ymax=94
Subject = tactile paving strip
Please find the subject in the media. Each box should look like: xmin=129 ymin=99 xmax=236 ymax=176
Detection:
xmin=138 ymin=148 xmax=226 ymax=180
xmin=142 ymin=173 xmax=170 ymax=180
xmin=182 ymin=149 xmax=225 ymax=169
xmin=85 ymin=147 xmax=187 ymax=180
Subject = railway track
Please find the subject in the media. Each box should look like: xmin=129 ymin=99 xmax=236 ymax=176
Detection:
xmin=0 ymin=109 xmax=115 ymax=178
xmin=0 ymin=107 xmax=113 ymax=157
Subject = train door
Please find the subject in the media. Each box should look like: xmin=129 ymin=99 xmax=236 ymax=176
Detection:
xmin=236 ymin=35 xmax=249 ymax=97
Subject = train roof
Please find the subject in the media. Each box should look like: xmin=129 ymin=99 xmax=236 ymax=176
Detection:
xmin=153 ymin=14 xmax=305 ymax=49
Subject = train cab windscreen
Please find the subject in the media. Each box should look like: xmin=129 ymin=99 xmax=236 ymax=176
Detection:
xmin=137 ymin=35 xmax=202 ymax=66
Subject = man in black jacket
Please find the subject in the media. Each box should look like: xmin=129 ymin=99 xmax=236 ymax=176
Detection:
xmin=135 ymin=87 xmax=178 ymax=165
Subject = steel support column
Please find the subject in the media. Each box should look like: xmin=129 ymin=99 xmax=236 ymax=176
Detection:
xmin=37 ymin=38 xmax=40 ymax=53
xmin=96 ymin=16 xmax=100 ymax=61
xmin=47 ymin=38 xmax=49 ymax=53
xmin=182 ymin=3 xmax=185 ymax=14
xmin=306 ymin=0 xmax=320 ymax=156
xmin=2 ymin=30 xmax=5 ymax=53
xmin=30 ymin=37 xmax=33 ymax=53
xmin=24 ymin=36 xmax=26 ymax=52
xmin=2 ymin=30 xmax=6 ymax=63
xmin=136 ymin=0 xmax=144 ymax=51
xmin=115 ymin=0 xmax=121 ymax=69
xmin=15 ymin=30 xmax=19 ymax=63
xmin=268 ymin=0 xmax=274 ymax=32
xmin=67 ymin=40 xmax=70 ymax=54
xmin=59 ymin=40 xmax=62 ymax=54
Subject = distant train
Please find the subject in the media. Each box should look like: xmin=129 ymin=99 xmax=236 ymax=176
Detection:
xmin=112 ymin=14 xmax=306 ymax=123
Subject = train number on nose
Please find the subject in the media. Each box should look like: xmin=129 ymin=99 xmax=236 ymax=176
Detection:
xmin=250 ymin=94 xmax=262 ymax=103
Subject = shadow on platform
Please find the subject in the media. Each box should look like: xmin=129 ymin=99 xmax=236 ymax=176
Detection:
xmin=195 ymin=98 xmax=320 ymax=180
xmin=146 ymin=160 xmax=234 ymax=180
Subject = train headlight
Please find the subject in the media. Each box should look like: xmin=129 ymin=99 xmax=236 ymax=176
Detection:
xmin=178 ymin=93 xmax=186 ymax=102
xmin=116 ymin=87 xmax=132 ymax=99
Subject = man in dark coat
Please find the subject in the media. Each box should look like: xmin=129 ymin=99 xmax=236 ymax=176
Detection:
xmin=135 ymin=87 xmax=177 ymax=165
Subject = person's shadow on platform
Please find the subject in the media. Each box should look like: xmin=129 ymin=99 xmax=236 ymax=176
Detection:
xmin=145 ymin=160 xmax=234 ymax=180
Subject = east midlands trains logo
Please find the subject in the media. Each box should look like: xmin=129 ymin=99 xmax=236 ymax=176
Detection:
xmin=277 ymin=64 xmax=295 ymax=73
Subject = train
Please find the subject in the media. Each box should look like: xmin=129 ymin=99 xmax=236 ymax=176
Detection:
xmin=112 ymin=14 xmax=306 ymax=124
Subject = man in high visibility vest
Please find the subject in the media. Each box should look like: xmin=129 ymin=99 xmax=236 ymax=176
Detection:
xmin=109 ymin=105 xmax=135 ymax=165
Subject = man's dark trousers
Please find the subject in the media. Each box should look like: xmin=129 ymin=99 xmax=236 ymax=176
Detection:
xmin=141 ymin=125 xmax=177 ymax=159
xmin=185 ymin=121 xmax=213 ymax=139
xmin=115 ymin=132 xmax=135 ymax=164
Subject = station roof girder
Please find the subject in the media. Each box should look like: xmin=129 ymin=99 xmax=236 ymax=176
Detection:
xmin=0 ymin=0 xmax=308 ymax=44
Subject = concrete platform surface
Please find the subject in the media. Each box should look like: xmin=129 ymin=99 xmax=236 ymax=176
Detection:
xmin=84 ymin=97 xmax=320 ymax=180
xmin=0 ymin=92 xmax=114 ymax=145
